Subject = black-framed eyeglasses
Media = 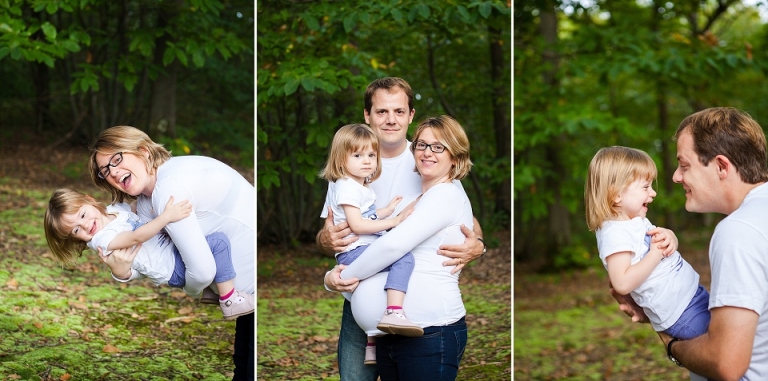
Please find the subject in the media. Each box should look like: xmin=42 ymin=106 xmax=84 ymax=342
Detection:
xmin=414 ymin=141 xmax=446 ymax=153
xmin=97 ymin=152 xmax=123 ymax=179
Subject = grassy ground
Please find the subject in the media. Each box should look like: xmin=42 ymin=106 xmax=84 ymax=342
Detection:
xmin=0 ymin=144 xmax=246 ymax=380
xmin=514 ymin=231 xmax=715 ymax=380
xmin=256 ymin=231 xmax=512 ymax=380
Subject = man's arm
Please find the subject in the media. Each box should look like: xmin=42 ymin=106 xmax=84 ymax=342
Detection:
xmin=662 ymin=306 xmax=756 ymax=380
xmin=316 ymin=207 xmax=358 ymax=256
xmin=438 ymin=216 xmax=484 ymax=274
xmin=317 ymin=207 xmax=360 ymax=292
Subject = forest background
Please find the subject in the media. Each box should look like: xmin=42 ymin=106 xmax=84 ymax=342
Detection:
xmin=256 ymin=1 xmax=512 ymax=379
xmin=515 ymin=1 xmax=768 ymax=379
xmin=0 ymin=0 xmax=253 ymax=378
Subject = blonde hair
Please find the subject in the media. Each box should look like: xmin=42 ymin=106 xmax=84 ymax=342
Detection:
xmin=319 ymin=124 xmax=382 ymax=183
xmin=585 ymin=146 xmax=658 ymax=231
xmin=410 ymin=115 xmax=472 ymax=180
xmin=44 ymin=188 xmax=108 ymax=266
xmin=88 ymin=126 xmax=171 ymax=203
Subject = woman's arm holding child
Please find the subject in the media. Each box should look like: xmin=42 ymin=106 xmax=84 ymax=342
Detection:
xmin=107 ymin=196 xmax=191 ymax=250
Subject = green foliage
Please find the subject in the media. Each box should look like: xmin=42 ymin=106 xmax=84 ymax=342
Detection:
xmin=514 ymin=0 xmax=768 ymax=267
xmin=257 ymin=0 xmax=511 ymax=244
xmin=0 ymin=0 xmax=254 ymax=163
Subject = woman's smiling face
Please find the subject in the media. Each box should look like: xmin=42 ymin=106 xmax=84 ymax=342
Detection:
xmin=94 ymin=150 xmax=154 ymax=197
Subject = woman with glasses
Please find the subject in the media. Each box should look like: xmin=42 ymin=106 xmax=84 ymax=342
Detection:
xmin=338 ymin=115 xmax=474 ymax=380
xmin=87 ymin=126 xmax=254 ymax=379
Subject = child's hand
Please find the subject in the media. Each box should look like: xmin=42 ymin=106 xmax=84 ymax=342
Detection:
xmin=647 ymin=227 xmax=678 ymax=257
xmin=162 ymin=196 xmax=192 ymax=223
xmin=377 ymin=196 xmax=403 ymax=219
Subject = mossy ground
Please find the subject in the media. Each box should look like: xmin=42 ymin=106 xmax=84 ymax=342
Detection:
xmin=256 ymin=232 xmax=512 ymax=380
xmin=514 ymin=237 xmax=714 ymax=380
xmin=0 ymin=145 xmax=242 ymax=380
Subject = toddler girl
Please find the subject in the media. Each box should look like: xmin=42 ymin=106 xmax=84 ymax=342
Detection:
xmin=585 ymin=146 xmax=710 ymax=342
xmin=44 ymin=188 xmax=253 ymax=320
xmin=319 ymin=124 xmax=422 ymax=365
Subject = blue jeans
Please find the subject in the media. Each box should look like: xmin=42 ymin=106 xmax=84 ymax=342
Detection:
xmin=336 ymin=245 xmax=415 ymax=292
xmin=338 ymin=299 xmax=378 ymax=380
xmin=664 ymin=284 xmax=711 ymax=340
xmin=376 ymin=317 xmax=467 ymax=381
xmin=168 ymin=232 xmax=237 ymax=287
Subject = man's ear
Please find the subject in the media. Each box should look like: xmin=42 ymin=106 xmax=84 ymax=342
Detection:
xmin=714 ymin=155 xmax=731 ymax=179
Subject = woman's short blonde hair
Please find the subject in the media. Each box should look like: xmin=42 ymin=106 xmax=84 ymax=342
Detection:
xmin=410 ymin=115 xmax=472 ymax=180
xmin=44 ymin=188 xmax=108 ymax=266
xmin=88 ymin=126 xmax=171 ymax=203
xmin=584 ymin=146 xmax=657 ymax=231
xmin=319 ymin=124 xmax=382 ymax=183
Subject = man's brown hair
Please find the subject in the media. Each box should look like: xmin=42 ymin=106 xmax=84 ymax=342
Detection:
xmin=675 ymin=107 xmax=768 ymax=184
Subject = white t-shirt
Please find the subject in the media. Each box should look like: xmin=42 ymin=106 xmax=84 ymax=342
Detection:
xmin=341 ymin=183 xmax=472 ymax=335
xmin=321 ymin=142 xmax=422 ymax=219
xmin=135 ymin=156 xmax=254 ymax=296
xmin=597 ymin=217 xmax=699 ymax=331
xmin=323 ymin=177 xmax=381 ymax=254
xmin=709 ymin=182 xmax=768 ymax=380
xmin=88 ymin=203 xmax=176 ymax=286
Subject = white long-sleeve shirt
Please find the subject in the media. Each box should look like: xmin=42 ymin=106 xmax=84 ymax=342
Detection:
xmin=135 ymin=156 xmax=254 ymax=296
xmin=341 ymin=182 xmax=472 ymax=335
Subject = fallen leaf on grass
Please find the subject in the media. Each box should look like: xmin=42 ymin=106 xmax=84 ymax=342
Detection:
xmin=165 ymin=316 xmax=195 ymax=324
xmin=178 ymin=306 xmax=194 ymax=315
xmin=60 ymin=373 xmax=71 ymax=381
xmin=68 ymin=301 xmax=88 ymax=310
xmin=6 ymin=278 xmax=18 ymax=289
xmin=103 ymin=344 xmax=121 ymax=353
xmin=33 ymin=322 xmax=42 ymax=329
xmin=8 ymin=374 xmax=21 ymax=380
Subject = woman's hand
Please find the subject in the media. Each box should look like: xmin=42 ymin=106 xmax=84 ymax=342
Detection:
xmin=99 ymin=244 xmax=141 ymax=280
xmin=438 ymin=224 xmax=483 ymax=274
xmin=324 ymin=264 xmax=360 ymax=292
xmin=316 ymin=207 xmax=357 ymax=255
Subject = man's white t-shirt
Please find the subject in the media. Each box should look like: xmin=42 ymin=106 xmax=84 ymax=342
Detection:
xmin=597 ymin=217 xmax=699 ymax=331
xmin=709 ymin=182 xmax=768 ymax=380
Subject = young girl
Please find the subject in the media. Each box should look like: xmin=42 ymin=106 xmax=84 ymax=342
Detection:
xmin=43 ymin=188 xmax=253 ymax=320
xmin=319 ymin=123 xmax=422 ymax=365
xmin=585 ymin=146 xmax=710 ymax=342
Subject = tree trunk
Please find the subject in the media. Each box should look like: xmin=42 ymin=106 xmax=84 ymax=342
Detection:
xmin=540 ymin=1 xmax=571 ymax=258
xmin=148 ymin=1 xmax=183 ymax=139
xmin=489 ymin=23 xmax=511 ymax=217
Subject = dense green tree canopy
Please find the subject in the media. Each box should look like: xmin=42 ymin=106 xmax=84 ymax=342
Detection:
xmin=515 ymin=0 xmax=768 ymax=267
xmin=0 ymin=0 xmax=253 ymax=164
xmin=257 ymin=0 xmax=511 ymax=244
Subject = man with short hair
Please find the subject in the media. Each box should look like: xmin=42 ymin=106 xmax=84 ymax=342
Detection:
xmin=616 ymin=107 xmax=768 ymax=380
xmin=317 ymin=77 xmax=485 ymax=380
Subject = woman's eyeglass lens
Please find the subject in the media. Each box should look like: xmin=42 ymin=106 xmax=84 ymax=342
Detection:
xmin=97 ymin=152 xmax=123 ymax=179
